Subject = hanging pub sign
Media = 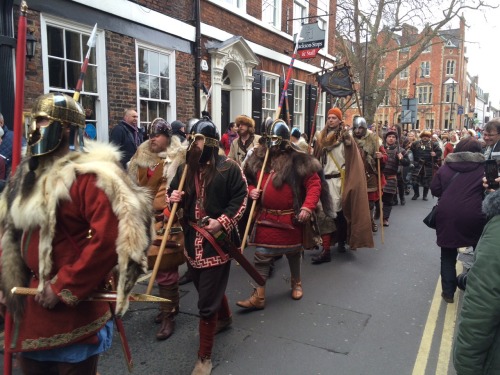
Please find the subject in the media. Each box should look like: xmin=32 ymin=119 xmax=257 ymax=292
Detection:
xmin=318 ymin=65 xmax=355 ymax=98
xmin=296 ymin=22 xmax=325 ymax=59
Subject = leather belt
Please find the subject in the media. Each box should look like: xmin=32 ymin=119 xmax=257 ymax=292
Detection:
xmin=260 ymin=208 xmax=295 ymax=215
xmin=324 ymin=173 xmax=341 ymax=179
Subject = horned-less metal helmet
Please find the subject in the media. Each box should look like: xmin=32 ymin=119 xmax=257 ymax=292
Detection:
xmin=352 ymin=116 xmax=367 ymax=129
xmin=29 ymin=92 xmax=85 ymax=156
xmin=189 ymin=116 xmax=220 ymax=163
xmin=149 ymin=118 xmax=172 ymax=138
xmin=266 ymin=119 xmax=290 ymax=149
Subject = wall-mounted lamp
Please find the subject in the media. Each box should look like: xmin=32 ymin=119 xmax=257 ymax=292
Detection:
xmin=26 ymin=28 xmax=37 ymax=60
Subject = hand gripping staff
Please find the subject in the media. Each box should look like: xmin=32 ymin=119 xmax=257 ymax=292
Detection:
xmin=241 ymin=27 xmax=302 ymax=252
xmin=146 ymin=164 xmax=188 ymax=295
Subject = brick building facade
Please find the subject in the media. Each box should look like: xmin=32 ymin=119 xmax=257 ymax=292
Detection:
xmin=2 ymin=0 xmax=338 ymax=144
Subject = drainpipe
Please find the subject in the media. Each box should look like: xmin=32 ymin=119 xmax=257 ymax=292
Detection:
xmin=194 ymin=0 xmax=201 ymax=117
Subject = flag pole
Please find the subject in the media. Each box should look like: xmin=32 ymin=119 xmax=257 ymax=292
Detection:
xmin=5 ymin=3 xmax=29 ymax=374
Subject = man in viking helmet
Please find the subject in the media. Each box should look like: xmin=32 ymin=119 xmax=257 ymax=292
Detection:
xmin=352 ymin=116 xmax=388 ymax=232
xmin=168 ymin=116 xmax=248 ymax=375
xmin=128 ymin=118 xmax=187 ymax=341
xmin=237 ymin=119 xmax=322 ymax=309
xmin=0 ymin=93 xmax=152 ymax=373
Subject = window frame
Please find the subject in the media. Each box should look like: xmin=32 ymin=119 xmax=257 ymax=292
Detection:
xmin=262 ymin=73 xmax=280 ymax=120
xmin=40 ymin=15 xmax=109 ymax=142
xmin=135 ymin=41 xmax=176 ymax=131
xmin=446 ymin=60 xmax=455 ymax=76
xmin=262 ymin=0 xmax=282 ymax=29
xmin=316 ymin=91 xmax=326 ymax=131
xmin=399 ymin=67 xmax=409 ymax=79
xmin=293 ymin=0 xmax=308 ymax=38
xmin=420 ymin=61 xmax=430 ymax=77
xmin=293 ymin=80 xmax=306 ymax=131
xmin=417 ymin=85 xmax=433 ymax=104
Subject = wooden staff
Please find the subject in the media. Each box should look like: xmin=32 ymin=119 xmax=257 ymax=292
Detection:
xmin=240 ymin=148 xmax=269 ymax=252
xmin=375 ymin=121 xmax=384 ymax=244
xmin=146 ymin=164 xmax=188 ymax=294
xmin=240 ymin=28 xmax=302 ymax=252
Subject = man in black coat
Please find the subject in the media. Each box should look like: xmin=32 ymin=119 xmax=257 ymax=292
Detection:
xmin=109 ymin=108 xmax=141 ymax=168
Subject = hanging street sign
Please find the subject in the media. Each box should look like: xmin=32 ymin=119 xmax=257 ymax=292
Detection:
xmin=295 ymin=22 xmax=325 ymax=59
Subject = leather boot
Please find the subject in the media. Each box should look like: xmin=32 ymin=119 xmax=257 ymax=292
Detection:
xmin=156 ymin=284 xmax=179 ymax=340
xmin=191 ymin=358 xmax=212 ymax=375
xmin=371 ymin=218 xmax=378 ymax=232
xmin=312 ymin=235 xmax=332 ymax=264
xmin=311 ymin=250 xmax=331 ymax=264
xmin=236 ymin=286 xmax=265 ymax=309
xmin=291 ymin=279 xmax=303 ymax=300
xmin=156 ymin=313 xmax=175 ymax=340
xmin=215 ymin=295 xmax=232 ymax=334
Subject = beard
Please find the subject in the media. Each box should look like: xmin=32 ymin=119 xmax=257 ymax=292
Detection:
xmin=187 ymin=144 xmax=203 ymax=170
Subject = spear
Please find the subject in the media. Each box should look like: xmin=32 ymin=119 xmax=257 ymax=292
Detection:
xmin=4 ymin=3 xmax=29 ymax=373
xmin=11 ymin=287 xmax=170 ymax=303
xmin=241 ymin=28 xmax=302 ymax=252
xmin=73 ymin=23 xmax=97 ymax=102
xmin=146 ymin=164 xmax=188 ymax=294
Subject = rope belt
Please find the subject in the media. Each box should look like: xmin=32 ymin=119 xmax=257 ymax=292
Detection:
xmin=260 ymin=208 xmax=295 ymax=215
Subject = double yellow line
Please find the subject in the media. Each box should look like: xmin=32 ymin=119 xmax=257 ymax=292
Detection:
xmin=412 ymin=263 xmax=463 ymax=375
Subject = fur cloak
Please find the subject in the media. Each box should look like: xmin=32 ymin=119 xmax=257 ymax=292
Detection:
xmin=245 ymin=144 xmax=334 ymax=218
xmin=127 ymin=135 xmax=186 ymax=188
xmin=0 ymin=141 xmax=153 ymax=317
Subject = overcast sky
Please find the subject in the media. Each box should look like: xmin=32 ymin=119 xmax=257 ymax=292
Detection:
xmin=463 ymin=5 xmax=500 ymax=105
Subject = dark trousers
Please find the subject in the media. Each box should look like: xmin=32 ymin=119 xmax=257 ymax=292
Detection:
xmin=335 ymin=210 xmax=348 ymax=244
xmin=440 ymin=247 xmax=458 ymax=297
xmin=188 ymin=262 xmax=231 ymax=359
xmin=382 ymin=192 xmax=395 ymax=220
xmin=396 ymin=172 xmax=405 ymax=202
xmin=188 ymin=262 xmax=231 ymax=319
xmin=19 ymin=354 xmax=98 ymax=375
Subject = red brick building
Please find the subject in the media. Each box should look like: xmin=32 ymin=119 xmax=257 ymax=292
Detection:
xmin=345 ymin=18 xmax=469 ymax=132
xmin=2 ymin=0 xmax=339 ymax=144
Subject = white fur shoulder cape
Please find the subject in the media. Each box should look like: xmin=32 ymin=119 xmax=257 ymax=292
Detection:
xmin=0 ymin=141 xmax=153 ymax=317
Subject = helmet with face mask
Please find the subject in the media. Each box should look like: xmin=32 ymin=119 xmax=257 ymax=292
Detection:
xmin=189 ymin=117 xmax=220 ymax=163
xmin=29 ymin=92 xmax=85 ymax=156
xmin=266 ymin=119 xmax=290 ymax=149
xmin=352 ymin=116 xmax=367 ymax=129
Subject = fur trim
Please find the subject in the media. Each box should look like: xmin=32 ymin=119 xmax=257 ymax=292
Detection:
xmin=444 ymin=151 xmax=485 ymax=164
xmin=128 ymin=136 xmax=186 ymax=186
xmin=483 ymin=189 xmax=500 ymax=219
xmin=235 ymin=115 xmax=255 ymax=129
xmin=1 ymin=142 xmax=153 ymax=317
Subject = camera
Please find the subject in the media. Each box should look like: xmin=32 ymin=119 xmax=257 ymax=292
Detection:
xmin=457 ymin=270 xmax=469 ymax=291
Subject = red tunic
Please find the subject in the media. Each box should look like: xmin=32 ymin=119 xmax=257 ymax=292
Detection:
xmin=249 ymin=171 xmax=321 ymax=248
xmin=12 ymin=174 xmax=119 ymax=352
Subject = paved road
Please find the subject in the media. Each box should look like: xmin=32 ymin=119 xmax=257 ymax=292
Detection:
xmin=1 ymin=196 xmax=463 ymax=375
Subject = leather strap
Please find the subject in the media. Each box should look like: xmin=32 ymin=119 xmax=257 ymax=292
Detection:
xmin=189 ymin=222 xmax=230 ymax=262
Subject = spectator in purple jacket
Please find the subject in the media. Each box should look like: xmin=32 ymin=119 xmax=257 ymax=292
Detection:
xmin=430 ymin=137 xmax=487 ymax=303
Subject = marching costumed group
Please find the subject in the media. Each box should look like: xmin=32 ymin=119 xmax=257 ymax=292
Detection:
xmin=1 ymin=93 xmax=475 ymax=375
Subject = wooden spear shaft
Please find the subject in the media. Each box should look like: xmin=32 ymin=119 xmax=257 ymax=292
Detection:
xmin=375 ymin=121 xmax=384 ymax=244
xmin=146 ymin=164 xmax=188 ymax=294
